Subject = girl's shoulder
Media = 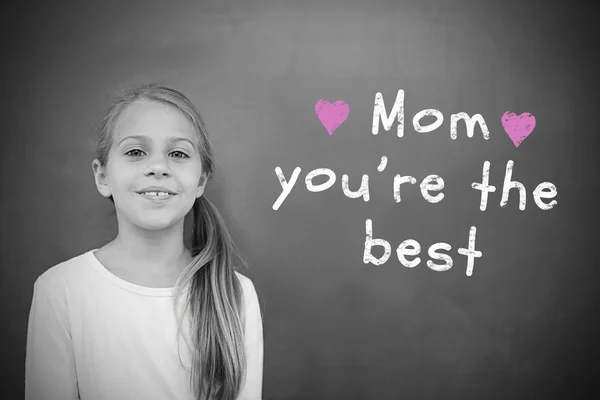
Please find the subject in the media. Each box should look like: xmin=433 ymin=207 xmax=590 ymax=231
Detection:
xmin=234 ymin=270 xmax=251 ymax=285
xmin=36 ymin=250 xmax=93 ymax=284
xmin=234 ymin=271 xmax=255 ymax=293
xmin=234 ymin=271 xmax=260 ymax=301
xmin=31 ymin=250 xmax=96 ymax=303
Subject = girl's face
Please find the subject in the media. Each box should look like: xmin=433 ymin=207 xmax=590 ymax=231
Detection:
xmin=93 ymin=100 xmax=207 ymax=231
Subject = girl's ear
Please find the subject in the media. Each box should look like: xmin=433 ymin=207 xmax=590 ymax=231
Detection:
xmin=196 ymin=173 xmax=208 ymax=198
xmin=92 ymin=159 xmax=112 ymax=198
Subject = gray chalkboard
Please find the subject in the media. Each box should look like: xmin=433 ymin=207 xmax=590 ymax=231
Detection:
xmin=4 ymin=0 xmax=596 ymax=399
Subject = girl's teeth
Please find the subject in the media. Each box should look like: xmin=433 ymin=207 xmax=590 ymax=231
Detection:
xmin=143 ymin=192 xmax=170 ymax=196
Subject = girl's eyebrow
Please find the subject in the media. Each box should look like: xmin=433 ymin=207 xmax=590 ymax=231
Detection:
xmin=118 ymin=135 xmax=195 ymax=147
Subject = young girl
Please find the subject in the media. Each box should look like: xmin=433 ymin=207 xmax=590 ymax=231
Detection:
xmin=25 ymin=83 xmax=264 ymax=400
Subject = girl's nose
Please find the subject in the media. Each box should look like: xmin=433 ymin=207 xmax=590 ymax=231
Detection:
xmin=144 ymin=155 xmax=172 ymax=176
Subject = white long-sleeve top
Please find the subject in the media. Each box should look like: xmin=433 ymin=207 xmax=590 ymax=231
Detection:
xmin=25 ymin=248 xmax=263 ymax=400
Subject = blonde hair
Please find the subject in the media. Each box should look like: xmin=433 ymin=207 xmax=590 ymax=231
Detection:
xmin=94 ymin=82 xmax=250 ymax=399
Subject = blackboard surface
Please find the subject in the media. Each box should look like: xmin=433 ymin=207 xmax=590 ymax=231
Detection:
xmin=3 ymin=1 xmax=597 ymax=399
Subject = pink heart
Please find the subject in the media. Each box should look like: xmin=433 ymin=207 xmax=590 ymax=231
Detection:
xmin=315 ymin=99 xmax=349 ymax=135
xmin=501 ymin=111 xmax=536 ymax=148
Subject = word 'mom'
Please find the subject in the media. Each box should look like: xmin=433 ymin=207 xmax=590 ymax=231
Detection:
xmin=372 ymin=89 xmax=489 ymax=139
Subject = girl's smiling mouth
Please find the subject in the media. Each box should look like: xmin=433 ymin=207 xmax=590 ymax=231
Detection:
xmin=137 ymin=192 xmax=176 ymax=201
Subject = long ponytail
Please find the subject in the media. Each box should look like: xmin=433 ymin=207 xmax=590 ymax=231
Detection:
xmin=172 ymin=195 xmax=248 ymax=400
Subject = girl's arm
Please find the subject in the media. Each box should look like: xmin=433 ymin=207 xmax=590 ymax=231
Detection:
xmin=25 ymin=276 xmax=79 ymax=400
xmin=237 ymin=278 xmax=264 ymax=400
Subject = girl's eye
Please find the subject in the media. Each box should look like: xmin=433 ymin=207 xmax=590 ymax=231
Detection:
xmin=125 ymin=149 xmax=144 ymax=157
xmin=170 ymin=151 xmax=189 ymax=159
xmin=125 ymin=149 xmax=189 ymax=159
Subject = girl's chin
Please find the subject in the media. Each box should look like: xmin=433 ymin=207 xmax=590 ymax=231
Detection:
xmin=136 ymin=216 xmax=181 ymax=229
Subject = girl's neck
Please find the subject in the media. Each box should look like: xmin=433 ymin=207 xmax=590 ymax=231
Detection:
xmin=108 ymin=234 xmax=192 ymax=275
